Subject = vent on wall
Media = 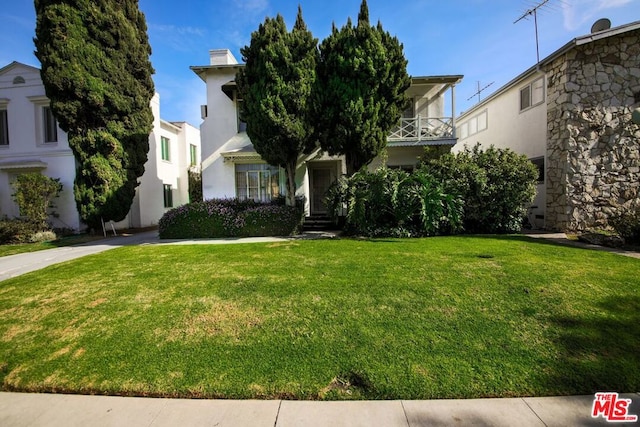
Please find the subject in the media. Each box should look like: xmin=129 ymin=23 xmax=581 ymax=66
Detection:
xmin=200 ymin=105 xmax=208 ymax=119
xmin=590 ymin=18 xmax=611 ymax=33
xmin=12 ymin=76 xmax=25 ymax=84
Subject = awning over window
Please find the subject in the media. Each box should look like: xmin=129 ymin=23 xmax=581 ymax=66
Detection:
xmin=220 ymin=133 xmax=262 ymax=163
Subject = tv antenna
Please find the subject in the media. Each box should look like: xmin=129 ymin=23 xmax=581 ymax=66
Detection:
xmin=514 ymin=0 xmax=553 ymax=64
xmin=467 ymin=81 xmax=495 ymax=103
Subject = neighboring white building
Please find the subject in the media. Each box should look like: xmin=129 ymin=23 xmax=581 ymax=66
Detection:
xmin=191 ymin=49 xmax=462 ymax=216
xmin=455 ymin=68 xmax=548 ymax=228
xmin=454 ymin=20 xmax=640 ymax=231
xmin=0 ymin=61 xmax=200 ymax=231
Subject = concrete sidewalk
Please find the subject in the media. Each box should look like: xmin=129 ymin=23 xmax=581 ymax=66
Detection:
xmin=1 ymin=392 xmax=639 ymax=426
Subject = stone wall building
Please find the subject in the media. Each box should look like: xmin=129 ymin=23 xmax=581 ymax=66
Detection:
xmin=545 ymin=25 xmax=640 ymax=231
xmin=456 ymin=20 xmax=640 ymax=231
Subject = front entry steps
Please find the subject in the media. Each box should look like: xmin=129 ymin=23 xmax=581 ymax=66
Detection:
xmin=303 ymin=215 xmax=335 ymax=231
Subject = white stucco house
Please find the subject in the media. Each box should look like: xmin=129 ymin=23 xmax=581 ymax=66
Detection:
xmin=191 ymin=49 xmax=462 ymax=217
xmin=455 ymin=20 xmax=640 ymax=231
xmin=0 ymin=61 xmax=201 ymax=231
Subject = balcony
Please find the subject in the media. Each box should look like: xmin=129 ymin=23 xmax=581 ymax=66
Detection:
xmin=388 ymin=116 xmax=455 ymax=145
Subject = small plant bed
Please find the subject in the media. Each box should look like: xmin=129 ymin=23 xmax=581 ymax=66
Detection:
xmin=1 ymin=236 xmax=638 ymax=399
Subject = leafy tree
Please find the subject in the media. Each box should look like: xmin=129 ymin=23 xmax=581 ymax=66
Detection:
xmin=11 ymin=172 xmax=63 ymax=228
xmin=236 ymin=7 xmax=318 ymax=206
xmin=315 ymin=0 xmax=411 ymax=175
xmin=34 ymin=0 xmax=155 ymax=230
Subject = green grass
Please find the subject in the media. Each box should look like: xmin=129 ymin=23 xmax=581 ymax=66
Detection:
xmin=1 ymin=236 xmax=639 ymax=400
xmin=0 ymin=234 xmax=105 ymax=257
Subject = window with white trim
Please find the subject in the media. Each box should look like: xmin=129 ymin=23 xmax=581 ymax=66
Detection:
xmin=0 ymin=109 xmax=8 ymax=146
xmin=458 ymin=109 xmax=487 ymax=139
xmin=163 ymin=184 xmax=173 ymax=208
xmin=42 ymin=106 xmax=58 ymax=143
xmin=189 ymin=144 xmax=197 ymax=166
xmin=161 ymin=136 xmax=170 ymax=161
xmin=520 ymin=77 xmax=545 ymax=111
xmin=235 ymin=163 xmax=281 ymax=202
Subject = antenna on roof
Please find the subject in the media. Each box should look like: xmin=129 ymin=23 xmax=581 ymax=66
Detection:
xmin=514 ymin=0 xmax=553 ymax=64
xmin=467 ymin=81 xmax=495 ymax=103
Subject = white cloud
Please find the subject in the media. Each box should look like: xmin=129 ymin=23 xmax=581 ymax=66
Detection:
xmin=561 ymin=0 xmax=632 ymax=31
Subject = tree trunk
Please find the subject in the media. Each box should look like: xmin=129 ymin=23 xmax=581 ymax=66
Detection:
xmin=285 ymin=159 xmax=297 ymax=207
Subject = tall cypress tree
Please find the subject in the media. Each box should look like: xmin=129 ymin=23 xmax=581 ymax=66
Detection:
xmin=315 ymin=0 xmax=410 ymax=175
xmin=237 ymin=6 xmax=318 ymax=206
xmin=34 ymin=0 xmax=155 ymax=230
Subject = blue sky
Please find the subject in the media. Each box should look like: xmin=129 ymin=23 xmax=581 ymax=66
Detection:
xmin=1 ymin=0 xmax=638 ymax=125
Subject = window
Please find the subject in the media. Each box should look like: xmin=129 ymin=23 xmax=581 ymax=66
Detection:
xmin=13 ymin=76 xmax=25 ymax=85
xmin=161 ymin=136 xmax=170 ymax=161
xmin=458 ymin=122 xmax=468 ymax=139
xmin=530 ymin=157 xmax=545 ymax=183
xmin=235 ymin=163 xmax=281 ymax=202
xmin=520 ymin=77 xmax=544 ymax=111
xmin=190 ymin=144 xmax=197 ymax=166
xmin=42 ymin=106 xmax=58 ymax=143
xmin=163 ymin=184 xmax=173 ymax=208
xmin=0 ymin=109 xmax=8 ymax=146
xmin=236 ymin=99 xmax=247 ymax=133
xmin=458 ymin=109 xmax=487 ymax=139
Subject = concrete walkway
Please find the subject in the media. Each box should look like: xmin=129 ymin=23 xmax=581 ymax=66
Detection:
xmin=1 ymin=392 xmax=639 ymax=426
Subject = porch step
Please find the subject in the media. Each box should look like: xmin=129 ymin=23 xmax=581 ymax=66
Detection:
xmin=303 ymin=215 xmax=335 ymax=231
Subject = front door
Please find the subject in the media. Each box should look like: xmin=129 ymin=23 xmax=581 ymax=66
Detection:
xmin=310 ymin=166 xmax=334 ymax=215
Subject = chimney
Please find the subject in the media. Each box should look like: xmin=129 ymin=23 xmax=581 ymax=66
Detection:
xmin=209 ymin=49 xmax=238 ymax=66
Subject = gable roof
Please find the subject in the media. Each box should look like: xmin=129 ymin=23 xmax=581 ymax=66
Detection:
xmin=458 ymin=19 xmax=640 ymax=120
xmin=0 ymin=61 xmax=41 ymax=76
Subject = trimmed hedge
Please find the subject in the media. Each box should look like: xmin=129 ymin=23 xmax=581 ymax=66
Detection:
xmin=158 ymin=198 xmax=304 ymax=239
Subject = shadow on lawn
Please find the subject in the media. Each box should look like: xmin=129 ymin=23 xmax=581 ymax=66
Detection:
xmin=544 ymin=295 xmax=640 ymax=395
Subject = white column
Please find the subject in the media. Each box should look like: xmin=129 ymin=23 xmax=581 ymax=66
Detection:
xmin=451 ymin=85 xmax=457 ymax=138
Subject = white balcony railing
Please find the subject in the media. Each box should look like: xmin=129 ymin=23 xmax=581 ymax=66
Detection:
xmin=388 ymin=116 xmax=455 ymax=142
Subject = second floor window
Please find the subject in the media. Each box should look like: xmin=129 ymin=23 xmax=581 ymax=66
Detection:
xmin=236 ymin=99 xmax=247 ymax=133
xmin=161 ymin=136 xmax=170 ymax=161
xmin=190 ymin=144 xmax=197 ymax=166
xmin=520 ymin=77 xmax=544 ymax=112
xmin=0 ymin=110 xmax=8 ymax=146
xmin=43 ymin=106 xmax=58 ymax=143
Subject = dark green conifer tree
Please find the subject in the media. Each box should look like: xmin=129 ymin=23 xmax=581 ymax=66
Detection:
xmin=34 ymin=0 xmax=155 ymax=230
xmin=237 ymin=6 xmax=318 ymax=206
xmin=315 ymin=0 xmax=411 ymax=175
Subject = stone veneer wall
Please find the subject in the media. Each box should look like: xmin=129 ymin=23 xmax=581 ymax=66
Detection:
xmin=545 ymin=29 xmax=640 ymax=231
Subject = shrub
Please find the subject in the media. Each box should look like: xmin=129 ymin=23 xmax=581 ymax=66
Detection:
xmin=326 ymin=167 xmax=463 ymax=237
xmin=159 ymin=198 xmax=303 ymax=239
xmin=423 ymin=144 xmax=538 ymax=233
xmin=11 ymin=172 xmax=63 ymax=228
xmin=28 ymin=230 xmax=58 ymax=243
xmin=609 ymin=204 xmax=640 ymax=244
xmin=0 ymin=218 xmax=46 ymax=245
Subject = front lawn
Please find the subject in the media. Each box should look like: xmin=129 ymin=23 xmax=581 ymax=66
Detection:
xmin=0 ymin=234 xmax=105 ymax=257
xmin=0 ymin=236 xmax=638 ymax=399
